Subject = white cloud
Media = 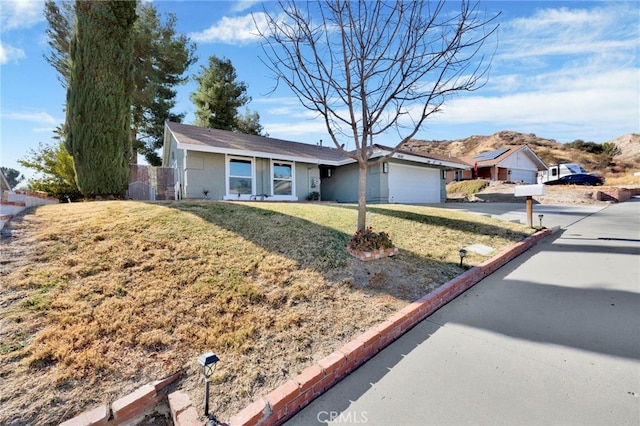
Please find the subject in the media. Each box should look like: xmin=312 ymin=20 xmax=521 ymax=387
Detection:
xmin=421 ymin=66 xmax=639 ymax=140
xmin=2 ymin=111 xmax=59 ymax=125
xmin=497 ymin=3 xmax=638 ymax=67
xmin=231 ymin=0 xmax=262 ymax=13
xmin=190 ymin=12 xmax=269 ymax=44
xmin=0 ymin=41 xmax=25 ymax=64
xmin=454 ymin=2 xmax=640 ymax=141
xmin=249 ymin=3 xmax=640 ymax=144
xmin=265 ymin=120 xmax=328 ymax=138
xmin=1 ymin=0 xmax=44 ymax=31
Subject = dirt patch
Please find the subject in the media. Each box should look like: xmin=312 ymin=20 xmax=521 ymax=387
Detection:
xmin=449 ymin=181 xmax=611 ymax=206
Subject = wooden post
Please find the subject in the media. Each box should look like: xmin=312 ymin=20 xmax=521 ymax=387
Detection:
xmin=515 ymin=185 xmax=544 ymax=228
xmin=526 ymin=196 xmax=533 ymax=228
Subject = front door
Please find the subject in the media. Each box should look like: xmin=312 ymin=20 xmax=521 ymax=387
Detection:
xmin=308 ymin=168 xmax=321 ymax=200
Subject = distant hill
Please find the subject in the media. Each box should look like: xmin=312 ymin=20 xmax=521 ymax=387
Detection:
xmin=402 ymin=131 xmax=640 ymax=177
xmin=607 ymin=133 xmax=640 ymax=163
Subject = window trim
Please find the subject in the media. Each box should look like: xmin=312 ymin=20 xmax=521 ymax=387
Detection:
xmin=224 ymin=155 xmax=255 ymax=200
xmin=271 ymin=160 xmax=297 ymax=201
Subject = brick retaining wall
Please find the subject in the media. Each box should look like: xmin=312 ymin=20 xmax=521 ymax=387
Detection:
xmin=59 ymin=373 xmax=182 ymax=426
xmin=593 ymin=187 xmax=640 ymax=203
xmin=228 ymin=228 xmax=552 ymax=426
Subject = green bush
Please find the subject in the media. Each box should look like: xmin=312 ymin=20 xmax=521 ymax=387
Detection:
xmin=566 ymin=140 xmax=603 ymax=154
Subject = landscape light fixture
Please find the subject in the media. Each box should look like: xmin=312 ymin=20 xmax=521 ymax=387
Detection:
xmin=459 ymin=249 xmax=467 ymax=267
xmin=538 ymin=214 xmax=544 ymax=228
xmin=198 ymin=352 xmax=219 ymax=419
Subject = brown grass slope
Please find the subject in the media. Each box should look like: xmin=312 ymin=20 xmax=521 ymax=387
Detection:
xmin=0 ymin=201 xmax=534 ymax=425
xmin=404 ymin=131 xmax=640 ymax=184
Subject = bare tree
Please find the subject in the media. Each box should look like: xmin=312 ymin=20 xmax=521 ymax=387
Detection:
xmin=257 ymin=0 xmax=499 ymax=230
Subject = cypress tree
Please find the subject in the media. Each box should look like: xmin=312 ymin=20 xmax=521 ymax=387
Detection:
xmin=65 ymin=1 xmax=136 ymax=198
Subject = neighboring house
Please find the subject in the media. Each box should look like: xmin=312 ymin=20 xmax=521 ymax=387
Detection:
xmin=162 ymin=121 xmax=470 ymax=204
xmin=449 ymin=145 xmax=547 ymax=184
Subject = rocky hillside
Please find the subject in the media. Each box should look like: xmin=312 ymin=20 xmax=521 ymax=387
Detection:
xmin=607 ymin=133 xmax=640 ymax=163
xmin=403 ymin=131 xmax=640 ymax=178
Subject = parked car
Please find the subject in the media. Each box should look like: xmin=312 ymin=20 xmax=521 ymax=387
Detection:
xmin=544 ymin=173 xmax=605 ymax=186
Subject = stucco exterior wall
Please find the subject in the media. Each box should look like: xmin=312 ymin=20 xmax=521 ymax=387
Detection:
xmin=184 ymin=152 xmax=225 ymax=199
xmin=179 ymin=150 xmax=320 ymax=201
xmin=167 ymin=136 xmax=186 ymax=198
xmin=321 ymin=162 xmax=389 ymax=204
xmin=499 ymin=150 xmax=538 ymax=170
xmin=322 ymin=160 xmax=448 ymax=204
xmin=254 ymin=158 xmax=270 ymax=196
xmin=498 ymin=151 xmax=540 ymax=183
xmin=367 ymin=162 xmax=387 ymax=203
xmin=321 ymin=162 xmax=357 ymax=203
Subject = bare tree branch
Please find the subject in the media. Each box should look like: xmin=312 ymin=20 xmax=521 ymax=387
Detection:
xmin=257 ymin=0 xmax=499 ymax=230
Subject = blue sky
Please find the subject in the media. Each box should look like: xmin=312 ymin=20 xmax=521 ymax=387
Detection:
xmin=1 ymin=0 xmax=639 ymax=180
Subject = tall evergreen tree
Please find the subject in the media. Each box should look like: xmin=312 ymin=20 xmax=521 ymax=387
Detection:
xmin=65 ymin=0 xmax=136 ymax=198
xmin=236 ymin=107 xmax=266 ymax=136
xmin=0 ymin=167 xmax=24 ymax=189
xmin=131 ymin=3 xmax=196 ymax=165
xmin=191 ymin=55 xmax=264 ymax=135
xmin=44 ymin=0 xmax=196 ymax=166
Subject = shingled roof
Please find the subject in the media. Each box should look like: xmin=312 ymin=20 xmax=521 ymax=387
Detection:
xmin=462 ymin=145 xmax=547 ymax=170
xmin=166 ymin=121 xmax=346 ymax=164
xmin=165 ymin=122 xmax=469 ymax=169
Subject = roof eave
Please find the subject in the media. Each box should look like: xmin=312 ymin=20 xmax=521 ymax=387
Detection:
xmin=176 ymin=142 xmax=347 ymax=166
xmin=386 ymin=151 xmax=470 ymax=170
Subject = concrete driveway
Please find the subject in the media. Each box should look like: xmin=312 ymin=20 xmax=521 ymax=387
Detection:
xmin=427 ymin=201 xmax=608 ymax=230
xmin=287 ymin=199 xmax=640 ymax=425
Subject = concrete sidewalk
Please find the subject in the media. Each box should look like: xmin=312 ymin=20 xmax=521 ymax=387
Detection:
xmin=287 ymin=199 xmax=640 ymax=425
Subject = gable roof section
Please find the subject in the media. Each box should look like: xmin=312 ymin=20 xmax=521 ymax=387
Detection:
xmin=371 ymin=144 xmax=470 ymax=169
xmin=463 ymin=145 xmax=547 ymax=170
xmin=472 ymin=148 xmax=510 ymax=162
xmin=165 ymin=121 xmax=469 ymax=170
xmin=166 ymin=121 xmax=346 ymax=165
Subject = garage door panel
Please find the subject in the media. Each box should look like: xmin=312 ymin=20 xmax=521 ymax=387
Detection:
xmin=510 ymin=169 xmax=536 ymax=184
xmin=388 ymin=163 xmax=440 ymax=203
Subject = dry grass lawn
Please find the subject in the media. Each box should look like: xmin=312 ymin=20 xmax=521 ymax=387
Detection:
xmin=0 ymin=201 xmax=534 ymax=424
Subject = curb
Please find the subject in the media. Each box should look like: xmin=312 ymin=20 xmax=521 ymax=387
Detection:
xmin=227 ymin=228 xmax=553 ymax=426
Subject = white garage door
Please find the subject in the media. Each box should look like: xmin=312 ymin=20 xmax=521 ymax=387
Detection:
xmin=388 ymin=163 xmax=441 ymax=204
xmin=510 ymin=169 xmax=536 ymax=184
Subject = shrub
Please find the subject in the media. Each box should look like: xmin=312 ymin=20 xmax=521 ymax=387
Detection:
xmin=346 ymin=227 xmax=394 ymax=252
xmin=446 ymin=180 xmax=489 ymax=196
xmin=566 ymin=140 xmax=603 ymax=154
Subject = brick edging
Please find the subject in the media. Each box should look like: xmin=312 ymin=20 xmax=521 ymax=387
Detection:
xmin=228 ymin=228 xmax=552 ymax=426
xmin=58 ymin=372 xmax=182 ymax=426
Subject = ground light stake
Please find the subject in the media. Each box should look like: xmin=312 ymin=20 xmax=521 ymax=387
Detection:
xmin=459 ymin=249 xmax=467 ymax=267
xmin=198 ymin=352 xmax=219 ymax=420
xmin=538 ymin=214 xmax=544 ymax=228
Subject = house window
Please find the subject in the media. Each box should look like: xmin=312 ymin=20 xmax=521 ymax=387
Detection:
xmin=228 ymin=157 xmax=253 ymax=195
xmin=273 ymin=161 xmax=293 ymax=196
